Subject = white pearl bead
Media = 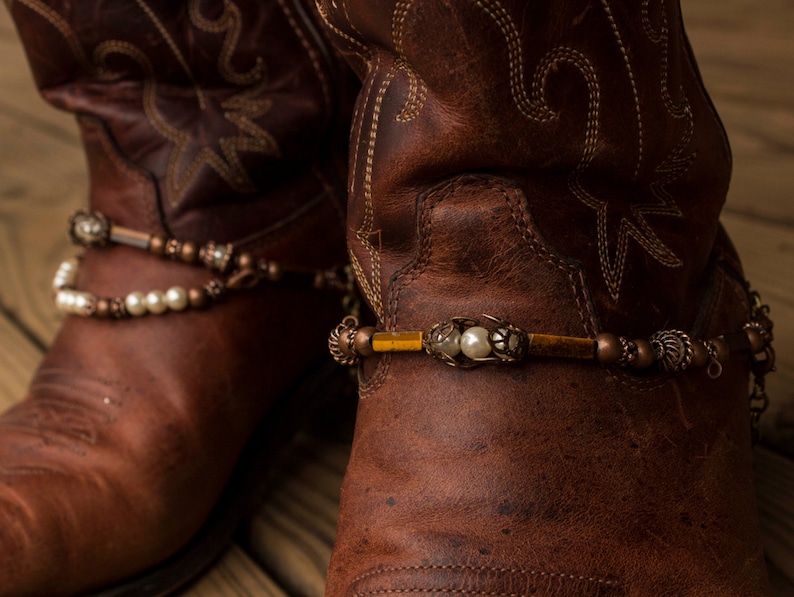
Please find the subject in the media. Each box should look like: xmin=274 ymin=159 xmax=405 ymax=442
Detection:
xmin=145 ymin=290 xmax=167 ymax=315
xmin=61 ymin=257 xmax=79 ymax=272
xmin=165 ymin=286 xmax=188 ymax=311
xmin=55 ymin=291 xmax=69 ymax=310
xmin=73 ymin=292 xmax=90 ymax=314
xmin=125 ymin=292 xmax=147 ymax=317
xmin=460 ymin=326 xmax=492 ymax=359
xmin=431 ymin=328 xmax=461 ymax=357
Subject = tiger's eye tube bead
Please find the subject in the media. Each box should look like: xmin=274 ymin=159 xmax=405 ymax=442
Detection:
xmin=354 ymin=326 xmax=377 ymax=357
xmin=631 ymin=339 xmax=655 ymax=370
xmin=691 ymin=339 xmax=710 ymax=368
xmin=595 ymin=333 xmax=622 ymax=364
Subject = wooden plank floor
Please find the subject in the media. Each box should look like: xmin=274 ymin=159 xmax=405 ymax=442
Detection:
xmin=0 ymin=2 xmax=792 ymax=595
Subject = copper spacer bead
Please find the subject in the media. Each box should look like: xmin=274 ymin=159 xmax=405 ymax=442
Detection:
xmin=188 ymin=288 xmax=208 ymax=309
xmin=180 ymin=241 xmax=199 ymax=264
xmin=267 ymin=261 xmax=283 ymax=282
xmin=354 ymin=326 xmax=377 ymax=357
xmin=337 ymin=327 xmax=358 ymax=358
xmin=745 ymin=327 xmax=765 ymax=354
xmin=595 ymin=333 xmax=622 ymax=364
xmin=95 ymin=298 xmax=111 ymax=319
xmin=149 ymin=236 xmax=166 ymax=257
xmin=236 ymin=252 xmax=255 ymax=271
xmin=631 ymin=339 xmax=655 ymax=370
xmin=691 ymin=339 xmax=710 ymax=368
xmin=711 ymin=337 xmax=730 ymax=363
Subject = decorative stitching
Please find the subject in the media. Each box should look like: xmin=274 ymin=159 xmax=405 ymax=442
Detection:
xmin=276 ymin=0 xmax=333 ymax=116
xmin=314 ymin=0 xmax=371 ymax=63
xmin=133 ymin=0 xmax=207 ymax=110
xmin=391 ymin=2 xmax=427 ymax=123
xmin=188 ymin=0 xmax=265 ymax=86
xmin=599 ymin=0 xmax=643 ymax=178
xmin=352 ymin=563 xmax=623 ymax=590
xmin=385 ymin=175 xmax=597 ymax=338
xmin=353 ymin=59 xmax=400 ymax=319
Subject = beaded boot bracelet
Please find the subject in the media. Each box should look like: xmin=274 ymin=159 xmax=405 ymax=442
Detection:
xmin=329 ymin=292 xmax=774 ymax=441
xmin=329 ymin=310 xmax=773 ymax=377
xmin=54 ymin=210 xmax=354 ymax=319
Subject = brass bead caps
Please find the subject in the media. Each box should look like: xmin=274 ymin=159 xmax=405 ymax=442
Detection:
xmin=55 ymin=210 xmax=353 ymax=319
xmin=329 ymin=313 xmax=774 ymax=378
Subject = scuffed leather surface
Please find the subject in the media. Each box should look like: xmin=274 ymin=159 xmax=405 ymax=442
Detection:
xmin=1 ymin=1 xmax=355 ymax=594
xmin=320 ymin=1 xmax=769 ymax=595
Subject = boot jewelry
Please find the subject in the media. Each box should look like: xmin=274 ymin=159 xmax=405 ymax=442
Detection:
xmin=55 ymin=210 xmax=354 ymax=319
xmin=329 ymin=308 xmax=774 ymax=377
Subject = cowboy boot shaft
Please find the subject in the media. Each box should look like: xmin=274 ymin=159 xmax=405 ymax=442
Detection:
xmin=9 ymin=0 xmax=353 ymax=263
xmin=320 ymin=2 xmax=769 ymax=595
xmin=319 ymin=0 xmax=732 ymax=334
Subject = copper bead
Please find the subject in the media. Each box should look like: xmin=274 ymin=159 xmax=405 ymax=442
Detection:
xmin=267 ymin=261 xmax=283 ymax=282
xmin=745 ymin=327 xmax=765 ymax=354
xmin=149 ymin=236 xmax=166 ymax=257
xmin=354 ymin=326 xmax=376 ymax=357
xmin=595 ymin=333 xmax=622 ymax=364
xmin=691 ymin=340 xmax=710 ymax=368
xmin=95 ymin=298 xmax=111 ymax=319
xmin=237 ymin=252 xmax=256 ymax=271
xmin=180 ymin=241 xmax=198 ymax=264
xmin=188 ymin=288 xmax=208 ymax=308
xmin=631 ymin=339 xmax=655 ymax=370
xmin=711 ymin=337 xmax=730 ymax=363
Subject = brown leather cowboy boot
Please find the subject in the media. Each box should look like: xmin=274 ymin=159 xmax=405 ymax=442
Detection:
xmin=1 ymin=1 xmax=355 ymax=594
xmin=320 ymin=1 xmax=773 ymax=595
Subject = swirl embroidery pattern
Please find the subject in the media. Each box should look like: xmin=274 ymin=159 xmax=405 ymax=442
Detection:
xmin=9 ymin=0 xmax=281 ymax=207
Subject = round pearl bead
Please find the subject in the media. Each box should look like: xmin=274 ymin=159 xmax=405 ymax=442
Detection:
xmin=73 ymin=292 xmax=90 ymax=314
xmin=125 ymin=292 xmax=147 ymax=317
xmin=460 ymin=326 xmax=492 ymax=359
xmin=432 ymin=328 xmax=462 ymax=358
xmin=145 ymin=290 xmax=168 ymax=315
xmin=165 ymin=286 xmax=188 ymax=311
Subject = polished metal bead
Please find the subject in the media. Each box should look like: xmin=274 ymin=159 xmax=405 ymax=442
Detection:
xmin=165 ymin=287 xmax=188 ymax=311
xmin=149 ymin=236 xmax=166 ymax=257
xmin=237 ymin=252 xmax=255 ymax=270
xmin=69 ymin=211 xmax=110 ymax=246
xmin=125 ymin=292 xmax=148 ymax=317
xmin=95 ymin=299 xmax=112 ymax=319
xmin=188 ymin=288 xmax=208 ymax=308
xmin=145 ymin=290 xmax=168 ymax=315
xmin=691 ymin=340 xmax=710 ymax=368
xmin=745 ymin=327 xmax=765 ymax=354
xmin=180 ymin=241 xmax=198 ymax=264
xmin=354 ymin=326 xmax=377 ymax=357
xmin=267 ymin=261 xmax=283 ymax=282
xmin=595 ymin=333 xmax=622 ymax=364
xmin=460 ymin=326 xmax=492 ymax=359
xmin=631 ymin=339 xmax=655 ymax=370
xmin=711 ymin=337 xmax=730 ymax=363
